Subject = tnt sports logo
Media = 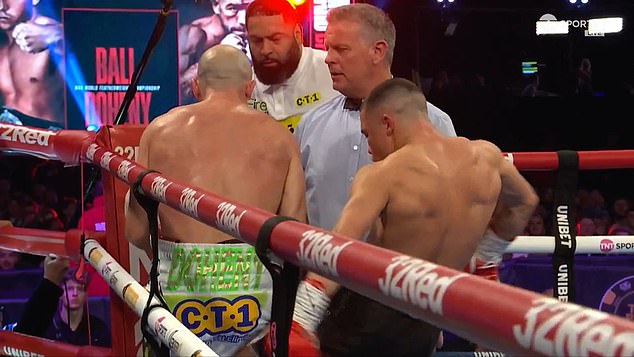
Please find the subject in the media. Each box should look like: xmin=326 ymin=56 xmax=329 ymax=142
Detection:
xmin=539 ymin=13 xmax=589 ymax=28
xmin=173 ymin=296 xmax=261 ymax=336
xmin=600 ymin=239 xmax=615 ymax=253
xmin=538 ymin=13 xmax=605 ymax=37
xmin=600 ymin=239 xmax=634 ymax=253
xmin=599 ymin=275 xmax=634 ymax=321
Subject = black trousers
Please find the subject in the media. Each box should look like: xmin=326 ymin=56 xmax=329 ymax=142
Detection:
xmin=318 ymin=288 xmax=440 ymax=357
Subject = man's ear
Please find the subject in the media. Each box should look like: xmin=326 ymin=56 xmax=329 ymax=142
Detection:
xmin=370 ymin=40 xmax=388 ymax=65
xmin=294 ymin=23 xmax=303 ymax=44
xmin=245 ymin=79 xmax=256 ymax=99
xmin=383 ymin=114 xmax=395 ymax=136
xmin=192 ymin=78 xmax=202 ymax=100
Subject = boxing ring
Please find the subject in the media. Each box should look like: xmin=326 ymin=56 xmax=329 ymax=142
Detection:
xmin=0 ymin=123 xmax=634 ymax=357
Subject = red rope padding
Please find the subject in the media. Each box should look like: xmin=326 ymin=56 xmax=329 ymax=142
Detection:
xmin=505 ymin=150 xmax=634 ymax=170
xmin=0 ymin=331 xmax=110 ymax=357
xmin=0 ymin=223 xmax=107 ymax=259
xmin=2 ymin=124 xmax=634 ymax=355
xmin=0 ymin=124 xmax=94 ymax=164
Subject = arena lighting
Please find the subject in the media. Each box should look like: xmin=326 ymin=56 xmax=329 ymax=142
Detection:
xmin=588 ymin=17 xmax=624 ymax=34
xmin=436 ymin=0 xmax=455 ymax=7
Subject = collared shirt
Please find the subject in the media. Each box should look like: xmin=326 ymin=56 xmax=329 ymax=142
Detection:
xmin=296 ymin=94 xmax=456 ymax=231
xmin=249 ymin=47 xmax=339 ymax=133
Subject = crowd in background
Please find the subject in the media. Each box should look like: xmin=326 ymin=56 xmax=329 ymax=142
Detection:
xmin=1 ymin=152 xmax=633 ymax=273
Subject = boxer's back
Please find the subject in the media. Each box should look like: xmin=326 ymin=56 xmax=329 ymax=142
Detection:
xmin=146 ymin=100 xmax=295 ymax=244
xmin=376 ymin=136 xmax=501 ymax=270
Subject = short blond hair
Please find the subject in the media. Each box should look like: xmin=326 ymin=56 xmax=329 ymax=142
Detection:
xmin=327 ymin=4 xmax=396 ymax=65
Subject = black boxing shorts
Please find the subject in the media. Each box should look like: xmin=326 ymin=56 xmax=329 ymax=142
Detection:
xmin=318 ymin=287 xmax=440 ymax=357
xmin=0 ymin=106 xmax=63 ymax=130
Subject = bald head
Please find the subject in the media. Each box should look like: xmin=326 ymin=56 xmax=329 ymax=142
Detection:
xmin=196 ymin=45 xmax=253 ymax=94
xmin=363 ymin=78 xmax=428 ymax=121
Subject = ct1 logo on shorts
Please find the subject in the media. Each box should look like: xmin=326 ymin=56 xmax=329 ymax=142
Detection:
xmin=600 ymin=239 xmax=615 ymax=253
xmin=173 ymin=296 xmax=261 ymax=336
xmin=599 ymin=275 xmax=634 ymax=320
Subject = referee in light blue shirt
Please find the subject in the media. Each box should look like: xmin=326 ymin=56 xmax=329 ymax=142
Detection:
xmin=295 ymin=4 xmax=457 ymax=233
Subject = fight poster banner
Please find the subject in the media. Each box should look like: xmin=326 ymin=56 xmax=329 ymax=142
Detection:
xmin=62 ymin=9 xmax=179 ymax=130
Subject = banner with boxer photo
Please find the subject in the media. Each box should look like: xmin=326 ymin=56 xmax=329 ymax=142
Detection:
xmin=62 ymin=8 xmax=179 ymax=130
xmin=0 ymin=0 xmax=66 ymax=130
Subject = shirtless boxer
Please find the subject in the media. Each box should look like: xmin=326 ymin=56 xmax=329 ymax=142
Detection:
xmin=0 ymin=0 xmax=64 ymax=127
xmin=289 ymin=78 xmax=539 ymax=356
xmin=125 ymin=45 xmax=306 ymax=356
xmin=179 ymin=0 xmax=252 ymax=100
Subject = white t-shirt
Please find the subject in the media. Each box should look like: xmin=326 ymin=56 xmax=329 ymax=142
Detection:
xmin=249 ymin=47 xmax=339 ymax=133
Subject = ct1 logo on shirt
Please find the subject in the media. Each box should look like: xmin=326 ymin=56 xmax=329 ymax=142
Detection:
xmin=295 ymin=92 xmax=321 ymax=107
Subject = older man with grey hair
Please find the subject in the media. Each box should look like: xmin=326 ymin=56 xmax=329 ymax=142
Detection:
xmin=296 ymin=3 xmax=456 ymax=235
xmin=270 ymin=3 xmax=456 ymax=357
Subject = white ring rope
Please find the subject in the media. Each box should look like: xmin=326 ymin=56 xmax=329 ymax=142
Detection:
xmin=507 ymin=235 xmax=634 ymax=254
xmin=83 ymin=239 xmax=218 ymax=357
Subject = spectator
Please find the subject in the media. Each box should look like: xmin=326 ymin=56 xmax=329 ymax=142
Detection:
xmin=575 ymin=58 xmax=594 ymax=96
xmin=521 ymin=74 xmax=540 ymax=97
xmin=36 ymin=207 xmax=64 ymax=231
xmin=577 ymin=218 xmax=597 ymax=236
xmin=0 ymin=249 xmax=20 ymax=270
xmin=59 ymin=197 xmax=78 ymax=230
xmin=30 ymin=184 xmax=46 ymax=205
xmin=2 ymin=198 xmax=23 ymax=226
xmin=525 ymin=213 xmax=546 ymax=236
xmin=14 ymin=255 xmax=111 ymax=347
xmin=20 ymin=197 xmax=39 ymax=228
xmin=589 ymin=190 xmax=605 ymax=210
xmin=589 ymin=208 xmax=611 ymax=235
xmin=627 ymin=209 xmax=634 ymax=233
xmin=608 ymin=197 xmax=631 ymax=235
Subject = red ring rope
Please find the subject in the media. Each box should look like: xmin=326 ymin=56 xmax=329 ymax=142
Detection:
xmin=0 ymin=330 xmax=110 ymax=357
xmin=1 ymin=124 xmax=633 ymax=356
xmin=505 ymin=150 xmax=634 ymax=170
